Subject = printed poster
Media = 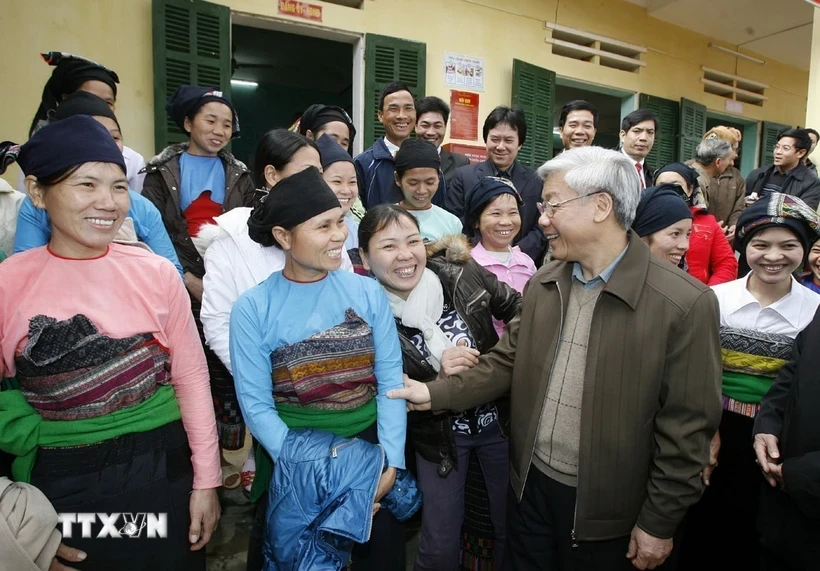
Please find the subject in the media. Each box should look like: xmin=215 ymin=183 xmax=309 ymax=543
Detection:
xmin=444 ymin=52 xmax=485 ymax=91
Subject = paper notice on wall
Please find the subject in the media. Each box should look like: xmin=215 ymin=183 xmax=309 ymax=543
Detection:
xmin=444 ymin=52 xmax=485 ymax=91
xmin=450 ymin=91 xmax=480 ymax=141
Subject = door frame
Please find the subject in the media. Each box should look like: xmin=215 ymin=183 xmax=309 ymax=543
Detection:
xmin=553 ymin=76 xmax=636 ymax=148
xmin=230 ymin=12 xmax=366 ymax=154
xmin=705 ymin=109 xmax=760 ymax=177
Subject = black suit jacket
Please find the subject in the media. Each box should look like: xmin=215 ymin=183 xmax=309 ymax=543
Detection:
xmin=440 ymin=149 xmax=471 ymax=186
xmin=642 ymin=163 xmax=655 ymax=188
xmin=445 ymin=159 xmax=546 ymax=264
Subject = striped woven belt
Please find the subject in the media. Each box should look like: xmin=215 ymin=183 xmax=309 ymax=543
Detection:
xmin=722 ymin=395 xmax=761 ymax=419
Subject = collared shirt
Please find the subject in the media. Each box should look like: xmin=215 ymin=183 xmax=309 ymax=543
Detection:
xmin=711 ymin=273 xmax=820 ymax=337
xmin=492 ymin=161 xmax=517 ymax=180
xmin=571 ymin=244 xmax=629 ymax=291
xmin=383 ymin=137 xmax=400 ymax=157
xmin=621 ymin=148 xmax=646 ymax=188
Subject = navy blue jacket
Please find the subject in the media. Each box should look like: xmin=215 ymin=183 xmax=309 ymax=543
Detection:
xmin=354 ymin=138 xmax=447 ymax=208
xmin=445 ymin=159 xmax=546 ymax=264
xmin=264 ymin=429 xmax=384 ymax=570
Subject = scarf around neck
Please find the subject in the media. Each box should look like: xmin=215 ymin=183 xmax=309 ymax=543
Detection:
xmin=385 ymin=268 xmax=453 ymax=371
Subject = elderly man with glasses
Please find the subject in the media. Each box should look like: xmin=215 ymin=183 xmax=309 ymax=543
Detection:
xmin=390 ymin=146 xmax=722 ymax=571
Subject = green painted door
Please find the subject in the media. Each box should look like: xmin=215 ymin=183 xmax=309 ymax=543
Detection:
xmin=152 ymin=0 xmax=231 ymax=153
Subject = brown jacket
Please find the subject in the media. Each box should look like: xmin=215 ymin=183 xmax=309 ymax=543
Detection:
xmin=427 ymin=231 xmax=722 ymax=541
xmin=688 ymin=161 xmax=747 ymax=227
xmin=140 ymin=144 xmax=255 ymax=278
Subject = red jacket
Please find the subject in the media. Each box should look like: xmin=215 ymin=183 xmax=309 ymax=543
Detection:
xmin=685 ymin=207 xmax=738 ymax=286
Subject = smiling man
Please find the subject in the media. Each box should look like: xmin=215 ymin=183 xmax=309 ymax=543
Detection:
xmin=746 ymin=129 xmax=820 ymax=210
xmin=415 ymin=96 xmax=470 ymax=185
xmin=619 ymin=109 xmax=658 ymax=189
xmin=445 ymin=106 xmax=546 ymax=263
xmin=392 ymin=146 xmax=722 ymax=571
xmin=558 ymin=100 xmax=598 ymax=150
xmin=354 ymin=82 xmax=446 ymax=209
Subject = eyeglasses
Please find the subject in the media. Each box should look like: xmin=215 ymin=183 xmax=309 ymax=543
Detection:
xmin=773 ymin=144 xmax=794 ymax=152
xmin=537 ymin=191 xmax=606 ymax=217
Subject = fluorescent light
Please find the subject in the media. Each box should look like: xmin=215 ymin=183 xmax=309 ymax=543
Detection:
xmin=231 ymin=79 xmax=258 ymax=87
xmin=709 ymin=43 xmax=765 ymax=65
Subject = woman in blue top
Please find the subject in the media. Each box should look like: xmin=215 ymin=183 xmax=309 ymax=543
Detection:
xmin=229 ymin=166 xmax=407 ymax=571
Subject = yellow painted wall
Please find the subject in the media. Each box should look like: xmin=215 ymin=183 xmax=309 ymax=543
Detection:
xmin=1 ymin=0 xmax=809 ymax=186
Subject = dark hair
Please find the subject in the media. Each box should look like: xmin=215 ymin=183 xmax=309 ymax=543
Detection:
xmin=778 ymin=128 xmax=812 ymax=154
xmin=378 ymin=82 xmax=413 ymax=111
xmin=252 ymin=129 xmax=319 ymax=188
xmin=482 ymin=106 xmax=527 ymax=145
xmin=559 ymin=100 xmax=599 ymax=129
xmin=34 ymin=164 xmax=85 ymax=187
xmin=415 ymin=96 xmax=450 ymax=124
xmin=804 ymin=128 xmax=819 ymax=142
xmin=358 ymin=204 xmax=421 ymax=253
xmin=621 ymin=109 xmax=658 ymax=132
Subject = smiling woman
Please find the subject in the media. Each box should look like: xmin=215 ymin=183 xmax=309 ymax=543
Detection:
xmin=0 ymin=115 xmax=222 ymax=570
xmin=230 ymin=167 xmax=409 ymax=570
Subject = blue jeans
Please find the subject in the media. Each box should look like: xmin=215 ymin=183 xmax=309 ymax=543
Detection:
xmin=414 ymin=421 xmax=509 ymax=570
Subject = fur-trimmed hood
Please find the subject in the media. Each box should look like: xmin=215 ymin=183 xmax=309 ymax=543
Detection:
xmin=139 ymin=142 xmax=249 ymax=174
xmin=425 ymin=233 xmax=473 ymax=264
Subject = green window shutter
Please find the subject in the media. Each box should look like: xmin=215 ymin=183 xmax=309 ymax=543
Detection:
xmin=760 ymin=121 xmax=791 ymax=166
xmin=638 ymin=94 xmax=679 ymax=168
xmin=363 ymin=34 xmax=426 ymax=149
xmin=678 ymin=98 xmax=707 ymax=162
xmin=152 ymin=0 xmax=231 ymax=153
xmin=511 ymin=59 xmax=555 ymax=169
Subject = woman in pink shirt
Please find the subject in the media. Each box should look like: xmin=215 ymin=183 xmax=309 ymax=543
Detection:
xmin=465 ymin=176 xmax=536 ymax=336
xmin=0 ymin=116 xmax=220 ymax=570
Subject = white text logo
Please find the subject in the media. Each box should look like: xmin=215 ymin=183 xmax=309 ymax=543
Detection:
xmin=57 ymin=513 xmax=168 ymax=539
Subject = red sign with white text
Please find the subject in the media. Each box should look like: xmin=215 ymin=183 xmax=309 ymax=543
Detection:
xmin=449 ymin=90 xmax=480 ymax=141
xmin=278 ymin=0 xmax=323 ymax=22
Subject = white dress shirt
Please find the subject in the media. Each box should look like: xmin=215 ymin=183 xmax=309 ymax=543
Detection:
xmin=621 ymin=148 xmax=646 ymax=189
xmin=711 ymin=273 xmax=820 ymax=338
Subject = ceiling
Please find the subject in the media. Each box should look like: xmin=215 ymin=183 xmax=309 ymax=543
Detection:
xmin=231 ymin=24 xmax=352 ymax=93
xmin=624 ymin=0 xmax=815 ymax=69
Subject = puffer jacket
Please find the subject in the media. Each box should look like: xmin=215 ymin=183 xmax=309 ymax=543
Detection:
xmin=685 ymin=205 xmax=738 ymax=286
xmin=396 ymin=235 xmax=522 ymax=473
xmin=264 ymin=428 xmax=384 ymax=571
xmin=140 ymin=143 xmax=255 ymax=277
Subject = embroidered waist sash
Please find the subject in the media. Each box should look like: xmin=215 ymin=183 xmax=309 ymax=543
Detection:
xmin=15 ymin=314 xmax=171 ymax=420
xmin=251 ymin=309 xmax=379 ymax=503
xmin=270 ymin=308 xmax=377 ymax=411
xmin=720 ymin=326 xmax=794 ymax=405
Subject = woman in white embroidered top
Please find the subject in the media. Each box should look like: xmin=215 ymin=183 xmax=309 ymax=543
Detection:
xmin=679 ymin=192 xmax=820 ymax=570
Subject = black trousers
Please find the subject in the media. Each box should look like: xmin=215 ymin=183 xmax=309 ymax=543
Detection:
xmin=504 ymin=466 xmax=680 ymax=571
xmin=679 ymin=410 xmax=760 ymax=571
xmin=31 ymin=421 xmax=204 ymax=571
xmin=246 ymin=422 xmax=405 ymax=571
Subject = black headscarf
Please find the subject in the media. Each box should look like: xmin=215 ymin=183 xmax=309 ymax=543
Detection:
xmin=55 ymin=91 xmax=120 ymax=130
xmin=395 ymin=138 xmax=440 ymax=177
xmin=29 ymin=52 xmax=120 ymax=139
xmin=15 ymin=115 xmax=126 ymax=179
xmin=298 ymin=104 xmax=356 ymax=154
xmin=247 ymin=166 xmax=340 ymax=248
xmin=316 ymin=134 xmax=353 ymax=170
xmin=633 ymin=184 xmax=694 ymax=238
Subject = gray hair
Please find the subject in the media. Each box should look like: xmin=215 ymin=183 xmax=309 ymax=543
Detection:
xmin=536 ymin=146 xmax=640 ymax=230
xmin=696 ymin=139 xmax=732 ymax=166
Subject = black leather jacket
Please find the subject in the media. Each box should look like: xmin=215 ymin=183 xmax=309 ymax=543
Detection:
xmin=397 ymin=235 xmax=522 ymax=474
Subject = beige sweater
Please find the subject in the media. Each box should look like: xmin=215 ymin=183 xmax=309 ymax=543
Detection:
xmin=533 ymin=279 xmax=603 ymax=486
